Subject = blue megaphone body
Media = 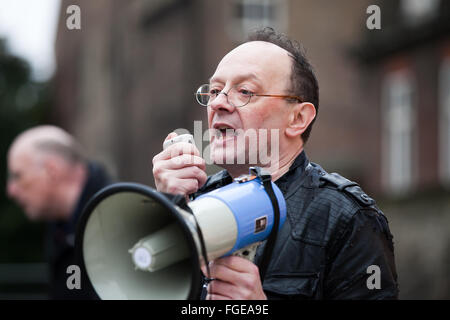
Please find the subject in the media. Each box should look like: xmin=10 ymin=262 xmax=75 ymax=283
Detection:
xmin=195 ymin=169 xmax=286 ymax=257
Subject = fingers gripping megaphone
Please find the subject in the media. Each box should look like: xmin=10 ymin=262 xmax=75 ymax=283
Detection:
xmin=75 ymin=137 xmax=286 ymax=300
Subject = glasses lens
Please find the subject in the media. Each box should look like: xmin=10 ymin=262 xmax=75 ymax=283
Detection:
xmin=228 ymin=87 xmax=251 ymax=108
xmin=195 ymin=84 xmax=210 ymax=106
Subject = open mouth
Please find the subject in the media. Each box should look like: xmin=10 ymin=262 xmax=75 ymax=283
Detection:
xmin=213 ymin=124 xmax=238 ymax=139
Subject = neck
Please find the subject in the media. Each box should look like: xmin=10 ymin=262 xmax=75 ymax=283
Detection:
xmin=267 ymin=146 xmax=303 ymax=181
xmin=55 ymin=163 xmax=88 ymax=221
xmin=220 ymin=146 xmax=304 ymax=182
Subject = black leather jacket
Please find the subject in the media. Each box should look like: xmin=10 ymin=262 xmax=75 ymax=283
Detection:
xmin=194 ymin=151 xmax=399 ymax=299
xmin=46 ymin=161 xmax=113 ymax=299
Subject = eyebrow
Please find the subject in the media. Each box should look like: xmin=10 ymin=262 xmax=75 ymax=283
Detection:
xmin=209 ymin=73 xmax=262 ymax=86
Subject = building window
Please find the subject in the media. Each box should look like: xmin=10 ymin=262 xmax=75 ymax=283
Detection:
xmin=400 ymin=0 xmax=440 ymax=26
xmin=439 ymin=57 xmax=450 ymax=187
xmin=382 ymin=70 xmax=415 ymax=194
xmin=228 ymin=0 xmax=288 ymax=41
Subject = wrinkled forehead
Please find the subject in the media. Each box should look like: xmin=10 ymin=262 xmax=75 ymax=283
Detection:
xmin=212 ymin=41 xmax=292 ymax=89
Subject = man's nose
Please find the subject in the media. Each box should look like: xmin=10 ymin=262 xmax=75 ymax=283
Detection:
xmin=208 ymin=91 xmax=236 ymax=113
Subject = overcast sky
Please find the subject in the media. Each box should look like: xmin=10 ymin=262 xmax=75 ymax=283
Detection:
xmin=0 ymin=0 xmax=61 ymax=81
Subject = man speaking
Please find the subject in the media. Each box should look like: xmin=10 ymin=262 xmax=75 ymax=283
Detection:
xmin=152 ymin=28 xmax=398 ymax=300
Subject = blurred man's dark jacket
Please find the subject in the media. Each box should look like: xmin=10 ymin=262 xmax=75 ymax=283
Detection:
xmin=195 ymin=151 xmax=399 ymax=299
xmin=45 ymin=161 xmax=112 ymax=299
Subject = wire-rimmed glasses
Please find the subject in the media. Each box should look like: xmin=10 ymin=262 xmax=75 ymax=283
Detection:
xmin=195 ymin=84 xmax=303 ymax=108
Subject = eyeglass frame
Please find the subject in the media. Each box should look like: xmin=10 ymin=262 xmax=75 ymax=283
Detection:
xmin=195 ymin=83 xmax=304 ymax=108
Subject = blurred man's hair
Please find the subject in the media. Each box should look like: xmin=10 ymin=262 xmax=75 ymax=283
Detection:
xmin=36 ymin=139 xmax=86 ymax=165
xmin=12 ymin=125 xmax=88 ymax=166
xmin=247 ymin=27 xmax=319 ymax=143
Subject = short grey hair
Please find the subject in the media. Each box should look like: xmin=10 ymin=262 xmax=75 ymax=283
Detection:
xmin=35 ymin=139 xmax=86 ymax=165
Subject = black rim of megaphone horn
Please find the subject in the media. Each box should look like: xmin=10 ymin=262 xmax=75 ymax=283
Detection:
xmin=75 ymin=182 xmax=202 ymax=300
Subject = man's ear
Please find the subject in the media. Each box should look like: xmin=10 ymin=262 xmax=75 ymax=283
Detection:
xmin=41 ymin=156 xmax=62 ymax=181
xmin=285 ymin=102 xmax=316 ymax=138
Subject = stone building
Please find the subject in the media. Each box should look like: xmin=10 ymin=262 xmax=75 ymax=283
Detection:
xmin=54 ymin=0 xmax=376 ymax=187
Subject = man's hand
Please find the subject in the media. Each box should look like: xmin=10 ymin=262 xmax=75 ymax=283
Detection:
xmin=152 ymin=132 xmax=207 ymax=195
xmin=205 ymin=255 xmax=267 ymax=300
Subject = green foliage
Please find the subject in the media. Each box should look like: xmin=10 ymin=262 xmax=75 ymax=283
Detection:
xmin=0 ymin=38 xmax=51 ymax=262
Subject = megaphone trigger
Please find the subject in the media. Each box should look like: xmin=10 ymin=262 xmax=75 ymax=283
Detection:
xmin=232 ymin=241 xmax=262 ymax=262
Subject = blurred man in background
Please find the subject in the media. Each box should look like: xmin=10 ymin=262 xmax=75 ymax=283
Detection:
xmin=6 ymin=125 xmax=112 ymax=299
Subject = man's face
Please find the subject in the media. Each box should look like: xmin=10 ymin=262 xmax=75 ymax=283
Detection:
xmin=7 ymin=149 xmax=53 ymax=220
xmin=207 ymin=41 xmax=293 ymax=167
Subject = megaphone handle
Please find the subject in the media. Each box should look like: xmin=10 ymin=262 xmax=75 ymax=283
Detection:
xmin=232 ymin=242 xmax=262 ymax=262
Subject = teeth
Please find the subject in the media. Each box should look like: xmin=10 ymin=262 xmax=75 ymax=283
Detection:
xmin=214 ymin=127 xmax=237 ymax=138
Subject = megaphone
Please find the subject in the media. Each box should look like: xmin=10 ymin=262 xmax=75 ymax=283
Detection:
xmin=75 ymin=167 xmax=286 ymax=300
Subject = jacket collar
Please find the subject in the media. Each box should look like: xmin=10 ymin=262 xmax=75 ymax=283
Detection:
xmin=274 ymin=150 xmax=310 ymax=194
xmin=194 ymin=151 xmax=311 ymax=198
